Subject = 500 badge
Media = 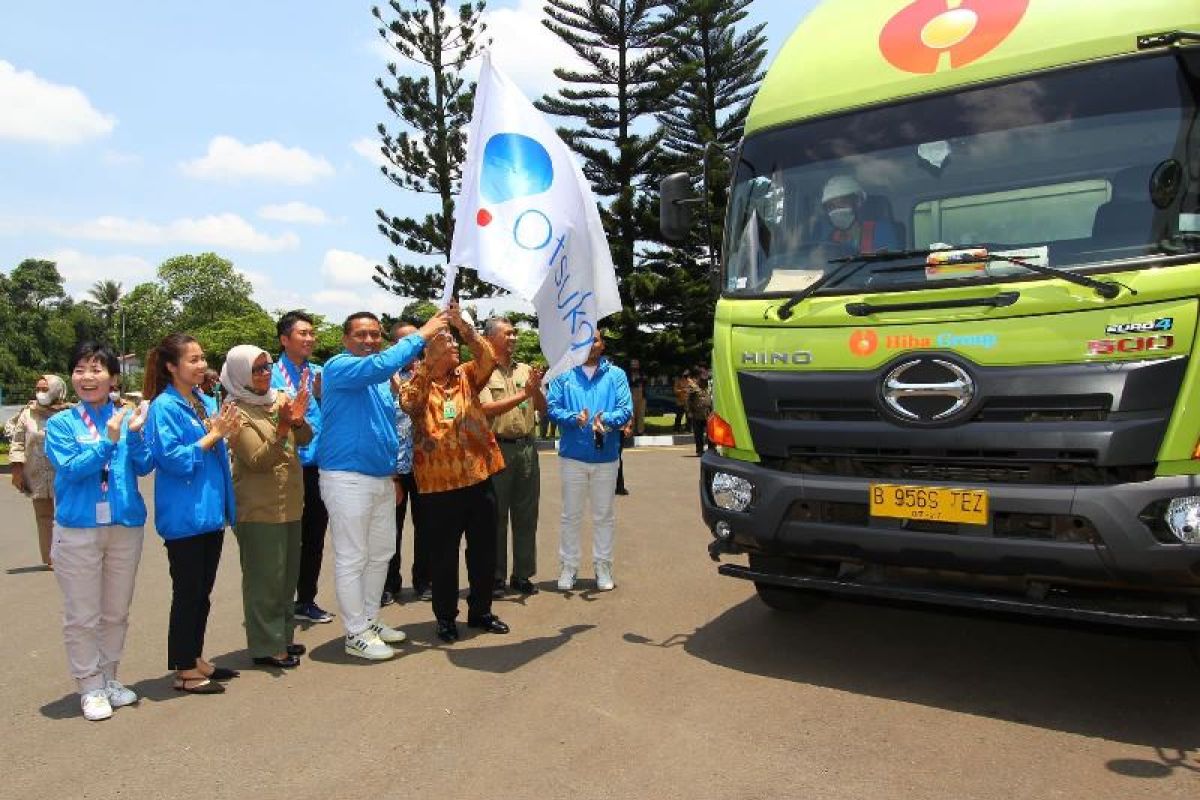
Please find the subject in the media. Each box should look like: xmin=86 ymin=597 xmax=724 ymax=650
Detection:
xmin=1087 ymin=335 xmax=1174 ymax=356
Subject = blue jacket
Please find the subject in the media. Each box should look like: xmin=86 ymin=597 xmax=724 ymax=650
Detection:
xmin=546 ymin=359 xmax=633 ymax=463
xmin=44 ymin=402 xmax=154 ymax=528
xmin=316 ymin=333 xmax=426 ymax=477
xmin=271 ymin=355 xmax=322 ymax=467
xmin=145 ymin=385 xmax=236 ymax=540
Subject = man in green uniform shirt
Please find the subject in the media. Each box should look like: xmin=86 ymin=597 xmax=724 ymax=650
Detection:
xmin=479 ymin=316 xmax=545 ymax=596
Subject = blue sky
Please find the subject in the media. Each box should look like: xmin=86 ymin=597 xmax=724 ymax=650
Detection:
xmin=0 ymin=0 xmax=818 ymax=321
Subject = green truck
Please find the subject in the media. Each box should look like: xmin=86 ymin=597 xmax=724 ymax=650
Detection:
xmin=663 ymin=0 xmax=1200 ymax=627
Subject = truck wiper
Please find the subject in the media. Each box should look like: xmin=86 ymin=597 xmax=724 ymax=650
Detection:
xmin=775 ymin=246 xmax=1125 ymax=320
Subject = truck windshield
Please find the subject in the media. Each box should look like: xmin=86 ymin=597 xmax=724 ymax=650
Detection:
xmin=725 ymin=51 xmax=1200 ymax=297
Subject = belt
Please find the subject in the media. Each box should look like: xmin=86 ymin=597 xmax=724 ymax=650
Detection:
xmin=496 ymin=435 xmax=534 ymax=443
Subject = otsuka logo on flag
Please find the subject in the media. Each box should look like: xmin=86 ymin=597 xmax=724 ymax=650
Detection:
xmin=879 ymin=0 xmax=1029 ymax=74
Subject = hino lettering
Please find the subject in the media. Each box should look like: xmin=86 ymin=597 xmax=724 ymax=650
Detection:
xmin=741 ymin=351 xmax=813 ymax=366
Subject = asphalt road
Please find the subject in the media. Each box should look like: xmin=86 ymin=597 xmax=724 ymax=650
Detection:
xmin=1 ymin=447 xmax=1197 ymax=799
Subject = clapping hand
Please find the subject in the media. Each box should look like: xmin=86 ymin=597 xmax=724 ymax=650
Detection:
xmin=591 ymin=410 xmax=606 ymax=434
xmin=128 ymin=401 xmax=150 ymax=433
xmin=577 ymin=407 xmax=590 ymax=428
xmin=106 ymin=407 xmax=130 ymax=443
xmin=287 ymin=386 xmax=311 ymax=424
xmin=210 ymin=401 xmax=242 ymax=439
xmin=527 ymin=367 xmax=544 ymax=394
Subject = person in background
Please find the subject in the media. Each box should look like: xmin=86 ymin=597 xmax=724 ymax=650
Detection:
xmin=614 ymin=418 xmax=633 ymax=496
xmin=401 ymin=304 xmax=510 ymax=643
xmin=382 ymin=320 xmax=425 ymax=606
xmin=686 ymin=369 xmax=714 ymax=457
xmin=9 ymin=374 xmax=70 ymax=569
xmin=44 ymin=342 xmax=153 ymax=721
xmin=200 ymin=368 xmax=222 ymax=400
xmin=545 ymin=332 xmax=633 ymax=592
xmin=318 ymin=310 xmax=445 ymax=660
xmin=479 ymin=316 xmax=545 ymax=597
xmin=628 ymin=359 xmax=647 ymax=436
xmin=537 ymin=407 xmax=556 ymax=441
xmin=144 ymin=333 xmax=241 ymax=694
xmin=672 ymin=372 xmax=689 ymax=433
xmin=818 ymin=174 xmax=900 ymax=253
xmin=222 ymin=345 xmax=312 ymax=670
xmin=272 ymin=311 xmax=335 ymax=625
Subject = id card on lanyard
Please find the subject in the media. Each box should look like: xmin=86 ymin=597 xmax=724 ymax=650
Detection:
xmin=77 ymin=405 xmax=112 ymax=524
xmin=278 ymin=359 xmax=311 ymax=398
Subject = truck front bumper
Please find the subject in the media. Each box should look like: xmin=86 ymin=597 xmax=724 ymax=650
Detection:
xmin=700 ymin=451 xmax=1200 ymax=589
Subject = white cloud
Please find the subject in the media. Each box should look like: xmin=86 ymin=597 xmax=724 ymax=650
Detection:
xmin=55 ymin=213 xmax=299 ymax=253
xmin=42 ymin=249 xmax=155 ymax=296
xmin=351 ymin=137 xmax=389 ymax=170
xmin=321 ymin=248 xmax=379 ymax=287
xmin=180 ymin=135 xmax=335 ymax=184
xmin=258 ymin=201 xmax=329 ymax=225
xmin=0 ymin=60 xmax=116 ymax=144
xmin=477 ymin=0 xmax=586 ymax=98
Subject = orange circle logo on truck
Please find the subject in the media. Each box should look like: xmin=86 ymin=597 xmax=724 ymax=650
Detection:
xmin=850 ymin=329 xmax=879 ymax=356
xmin=880 ymin=0 xmax=1030 ymax=74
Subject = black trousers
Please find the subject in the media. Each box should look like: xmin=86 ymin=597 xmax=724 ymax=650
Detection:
xmin=616 ymin=433 xmax=627 ymax=492
xmin=165 ymin=530 xmax=224 ymax=671
xmin=295 ymin=465 xmax=328 ymax=605
xmin=673 ymin=408 xmax=686 ymax=432
xmin=416 ymin=479 xmax=497 ymax=622
xmin=385 ymin=473 xmax=430 ymax=593
xmin=691 ymin=418 xmax=706 ymax=455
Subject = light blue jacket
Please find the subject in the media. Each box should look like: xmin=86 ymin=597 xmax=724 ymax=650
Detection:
xmin=316 ymin=333 xmax=426 ymax=477
xmin=546 ymin=359 xmax=633 ymax=463
xmin=271 ymin=355 xmax=322 ymax=467
xmin=145 ymin=386 xmax=236 ymax=540
xmin=44 ymin=402 xmax=154 ymax=528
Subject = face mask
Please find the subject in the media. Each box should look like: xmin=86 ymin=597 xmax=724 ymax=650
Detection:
xmin=828 ymin=207 xmax=856 ymax=230
xmin=35 ymin=392 xmax=53 ymax=406
xmin=109 ymin=391 xmax=122 ymax=404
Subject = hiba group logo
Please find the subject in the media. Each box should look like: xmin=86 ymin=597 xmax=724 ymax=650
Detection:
xmin=476 ymin=133 xmax=554 ymax=233
xmin=879 ymin=0 xmax=1030 ymax=74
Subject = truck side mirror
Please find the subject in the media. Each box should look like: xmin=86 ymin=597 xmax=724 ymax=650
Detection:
xmin=660 ymin=172 xmax=697 ymax=242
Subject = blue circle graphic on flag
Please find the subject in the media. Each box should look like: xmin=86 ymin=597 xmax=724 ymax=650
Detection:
xmin=480 ymin=133 xmax=554 ymax=204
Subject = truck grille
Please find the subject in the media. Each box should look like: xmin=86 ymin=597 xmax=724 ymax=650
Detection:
xmin=778 ymin=394 xmax=1111 ymax=423
xmin=763 ymin=449 xmax=1155 ymax=485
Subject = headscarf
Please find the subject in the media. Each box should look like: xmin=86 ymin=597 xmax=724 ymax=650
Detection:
xmin=219 ymin=345 xmax=276 ymax=407
xmin=37 ymin=374 xmax=68 ymax=407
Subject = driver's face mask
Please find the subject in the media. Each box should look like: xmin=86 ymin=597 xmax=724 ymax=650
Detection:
xmin=828 ymin=206 xmax=856 ymax=230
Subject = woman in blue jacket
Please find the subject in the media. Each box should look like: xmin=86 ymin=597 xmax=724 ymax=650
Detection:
xmin=44 ymin=342 xmax=154 ymax=721
xmin=143 ymin=333 xmax=241 ymax=694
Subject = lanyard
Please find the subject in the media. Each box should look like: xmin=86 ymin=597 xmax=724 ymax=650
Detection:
xmin=77 ymin=404 xmax=110 ymax=494
xmin=277 ymin=358 xmax=311 ymax=394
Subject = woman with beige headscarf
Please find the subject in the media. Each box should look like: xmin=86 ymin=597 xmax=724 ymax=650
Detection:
xmin=8 ymin=374 xmax=71 ymax=568
xmin=220 ymin=345 xmax=312 ymax=669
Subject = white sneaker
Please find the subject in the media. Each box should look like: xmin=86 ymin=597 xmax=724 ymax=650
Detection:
xmin=595 ymin=560 xmax=615 ymax=591
xmin=344 ymin=630 xmax=395 ymax=660
xmin=105 ymin=679 xmax=138 ymax=708
xmin=81 ymin=689 xmax=113 ymax=721
xmin=557 ymin=564 xmax=577 ymax=592
xmin=369 ymin=619 xmax=407 ymax=644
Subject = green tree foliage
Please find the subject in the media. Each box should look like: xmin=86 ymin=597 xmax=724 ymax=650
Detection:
xmin=536 ymin=0 xmax=676 ymax=365
xmin=193 ymin=310 xmax=279 ymax=368
xmin=85 ymin=279 xmax=123 ymax=339
xmin=369 ymin=0 xmax=498 ymax=300
xmin=120 ymin=282 xmax=176 ymax=359
xmin=637 ymin=0 xmax=766 ymax=372
xmin=157 ymin=253 xmax=258 ymax=332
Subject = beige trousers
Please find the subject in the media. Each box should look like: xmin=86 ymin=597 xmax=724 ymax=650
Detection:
xmin=51 ymin=525 xmax=145 ymax=694
xmin=32 ymin=497 xmax=54 ymax=566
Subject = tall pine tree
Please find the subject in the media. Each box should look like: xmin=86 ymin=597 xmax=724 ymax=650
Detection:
xmin=638 ymin=0 xmax=767 ymax=372
xmin=370 ymin=1 xmax=498 ymax=299
xmin=536 ymin=0 xmax=676 ymax=364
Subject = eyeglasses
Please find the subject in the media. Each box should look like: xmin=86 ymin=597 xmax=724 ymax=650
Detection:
xmin=251 ymin=362 xmax=274 ymax=375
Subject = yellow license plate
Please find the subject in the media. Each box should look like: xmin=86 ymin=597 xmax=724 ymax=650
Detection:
xmin=869 ymin=484 xmax=989 ymax=526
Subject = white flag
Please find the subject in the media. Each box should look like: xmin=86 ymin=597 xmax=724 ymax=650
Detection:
xmin=450 ymin=54 xmax=620 ymax=377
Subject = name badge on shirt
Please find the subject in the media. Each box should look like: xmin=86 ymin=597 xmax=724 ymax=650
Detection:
xmin=96 ymin=502 xmax=112 ymax=525
xmin=443 ymin=400 xmax=458 ymax=420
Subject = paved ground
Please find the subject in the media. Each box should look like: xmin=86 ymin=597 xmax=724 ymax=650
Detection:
xmin=1 ymin=447 xmax=1197 ymax=799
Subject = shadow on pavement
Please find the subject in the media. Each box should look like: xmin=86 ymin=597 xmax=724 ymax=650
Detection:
xmin=445 ymin=624 xmax=595 ymax=674
xmin=6 ymin=565 xmax=52 ymax=575
xmin=39 ymin=673 xmax=201 ymax=719
xmin=627 ymin=596 xmax=1200 ymax=749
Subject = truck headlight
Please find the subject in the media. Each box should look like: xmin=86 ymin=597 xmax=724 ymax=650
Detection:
xmin=1165 ymin=497 xmax=1200 ymax=544
xmin=711 ymin=472 xmax=753 ymax=512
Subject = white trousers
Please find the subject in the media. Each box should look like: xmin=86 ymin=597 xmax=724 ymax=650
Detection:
xmin=320 ymin=470 xmax=396 ymax=636
xmin=51 ymin=524 xmax=144 ymax=694
xmin=558 ymin=458 xmax=619 ymax=570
